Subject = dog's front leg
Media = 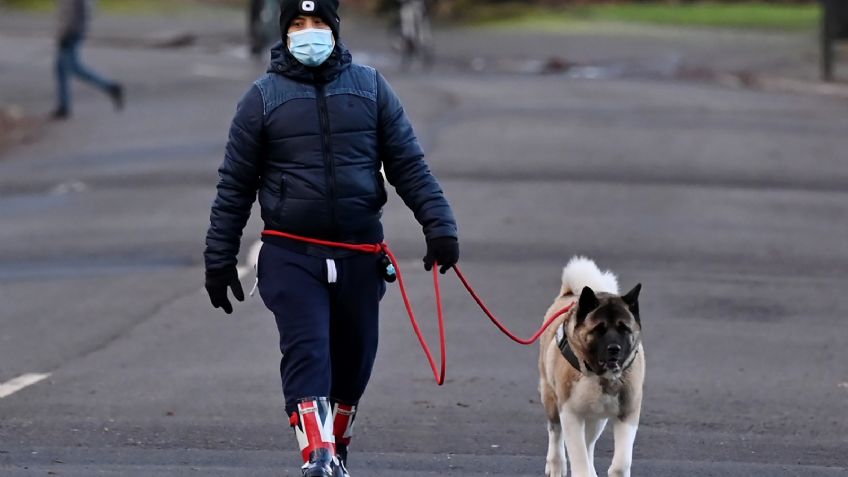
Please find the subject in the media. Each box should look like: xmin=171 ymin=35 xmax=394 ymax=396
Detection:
xmin=561 ymin=409 xmax=593 ymax=477
xmin=584 ymin=418 xmax=606 ymax=477
xmin=607 ymin=417 xmax=638 ymax=477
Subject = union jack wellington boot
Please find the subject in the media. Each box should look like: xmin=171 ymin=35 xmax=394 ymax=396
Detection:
xmin=290 ymin=397 xmax=338 ymax=477
xmin=331 ymin=402 xmax=357 ymax=477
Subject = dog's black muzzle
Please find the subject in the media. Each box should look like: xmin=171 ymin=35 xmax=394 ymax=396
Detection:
xmin=603 ymin=344 xmax=623 ymax=371
xmin=597 ymin=340 xmax=634 ymax=374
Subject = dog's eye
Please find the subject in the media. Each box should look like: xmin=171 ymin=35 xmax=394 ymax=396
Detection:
xmin=592 ymin=324 xmax=607 ymax=335
xmin=617 ymin=322 xmax=631 ymax=333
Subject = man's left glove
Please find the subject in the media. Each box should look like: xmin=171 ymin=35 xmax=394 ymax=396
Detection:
xmin=423 ymin=237 xmax=459 ymax=274
xmin=205 ymin=266 xmax=245 ymax=314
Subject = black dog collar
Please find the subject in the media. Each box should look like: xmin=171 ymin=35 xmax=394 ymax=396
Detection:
xmin=556 ymin=323 xmax=596 ymax=373
xmin=559 ymin=337 xmax=597 ymax=374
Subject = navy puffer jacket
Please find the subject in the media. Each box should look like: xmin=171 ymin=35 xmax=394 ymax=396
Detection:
xmin=204 ymin=42 xmax=457 ymax=269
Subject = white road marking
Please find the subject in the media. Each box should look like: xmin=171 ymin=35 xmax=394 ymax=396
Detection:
xmin=0 ymin=373 xmax=51 ymax=399
xmin=49 ymin=180 xmax=88 ymax=195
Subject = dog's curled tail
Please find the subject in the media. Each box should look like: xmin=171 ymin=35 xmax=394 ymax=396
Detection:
xmin=560 ymin=256 xmax=619 ymax=296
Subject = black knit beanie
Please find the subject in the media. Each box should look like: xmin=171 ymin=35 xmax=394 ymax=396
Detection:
xmin=279 ymin=0 xmax=341 ymax=41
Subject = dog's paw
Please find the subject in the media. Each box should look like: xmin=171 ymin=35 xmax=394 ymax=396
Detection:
xmin=545 ymin=462 xmax=566 ymax=477
xmin=607 ymin=468 xmax=629 ymax=477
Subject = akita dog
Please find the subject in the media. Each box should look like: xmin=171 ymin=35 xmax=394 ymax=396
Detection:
xmin=538 ymin=257 xmax=644 ymax=477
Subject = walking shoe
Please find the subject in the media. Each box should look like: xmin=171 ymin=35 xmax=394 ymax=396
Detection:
xmin=291 ymin=398 xmax=337 ymax=477
xmin=331 ymin=402 xmax=356 ymax=477
xmin=300 ymin=448 xmax=334 ymax=477
xmin=50 ymin=107 xmax=70 ymax=120
xmin=108 ymin=84 xmax=124 ymax=111
xmin=333 ymin=457 xmax=350 ymax=477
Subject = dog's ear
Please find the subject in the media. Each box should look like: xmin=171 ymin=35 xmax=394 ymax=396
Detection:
xmin=621 ymin=283 xmax=641 ymax=325
xmin=576 ymin=286 xmax=599 ymax=327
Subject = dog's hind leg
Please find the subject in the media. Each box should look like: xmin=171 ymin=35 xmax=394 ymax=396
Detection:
xmin=542 ymin=382 xmax=566 ymax=476
xmin=545 ymin=418 xmax=567 ymax=477
xmin=608 ymin=417 xmax=638 ymax=477
xmin=584 ymin=418 xmax=606 ymax=477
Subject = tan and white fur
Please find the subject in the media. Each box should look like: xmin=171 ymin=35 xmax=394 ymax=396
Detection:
xmin=539 ymin=257 xmax=645 ymax=477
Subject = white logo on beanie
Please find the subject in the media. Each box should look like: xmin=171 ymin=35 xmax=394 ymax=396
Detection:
xmin=301 ymin=0 xmax=315 ymax=11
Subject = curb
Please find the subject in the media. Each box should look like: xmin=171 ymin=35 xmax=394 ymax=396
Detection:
xmin=752 ymin=75 xmax=848 ymax=99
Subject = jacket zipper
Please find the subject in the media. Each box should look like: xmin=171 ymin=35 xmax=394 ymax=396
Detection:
xmin=315 ymin=83 xmax=337 ymax=238
xmin=274 ymin=174 xmax=287 ymax=222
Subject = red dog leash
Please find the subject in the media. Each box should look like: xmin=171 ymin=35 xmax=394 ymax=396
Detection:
xmin=261 ymin=230 xmax=574 ymax=385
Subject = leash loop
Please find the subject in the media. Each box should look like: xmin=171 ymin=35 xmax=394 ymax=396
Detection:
xmin=381 ymin=244 xmax=447 ymax=385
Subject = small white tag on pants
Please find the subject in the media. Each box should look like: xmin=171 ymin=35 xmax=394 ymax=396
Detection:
xmin=326 ymin=259 xmax=337 ymax=284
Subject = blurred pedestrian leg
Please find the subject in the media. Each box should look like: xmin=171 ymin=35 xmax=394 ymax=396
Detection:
xmin=52 ymin=0 xmax=124 ymax=120
xmin=247 ymin=0 xmax=281 ymax=59
xmin=53 ymin=35 xmax=123 ymax=119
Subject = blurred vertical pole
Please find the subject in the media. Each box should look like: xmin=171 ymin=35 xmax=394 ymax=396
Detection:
xmin=821 ymin=0 xmax=834 ymax=82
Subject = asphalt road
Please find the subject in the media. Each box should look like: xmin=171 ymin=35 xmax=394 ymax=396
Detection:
xmin=1 ymin=7 xmax=847 ymax=477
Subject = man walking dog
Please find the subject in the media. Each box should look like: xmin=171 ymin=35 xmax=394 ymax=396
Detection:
xmin=203 ymin=1 xmax=459 ymax=475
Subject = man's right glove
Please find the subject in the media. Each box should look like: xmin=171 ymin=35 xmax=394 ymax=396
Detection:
xmin=205 ymin=266 xmax=245 ymax=314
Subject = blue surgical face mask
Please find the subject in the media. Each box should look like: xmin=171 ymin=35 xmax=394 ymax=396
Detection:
xmin=287 ymin=28 xmax=335 ymax=67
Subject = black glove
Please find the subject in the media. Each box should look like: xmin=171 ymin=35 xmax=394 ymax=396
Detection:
xmin=423 ymin=237 xmax=459 ymax=274
xmin=205 ymin=266 xmax=244 ymax=314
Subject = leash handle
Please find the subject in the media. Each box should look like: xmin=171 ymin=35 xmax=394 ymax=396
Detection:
xmin=261 ymin=230 xmax=382 ymax=254
xmin=382 ymin=246 xmax=447 ymax=385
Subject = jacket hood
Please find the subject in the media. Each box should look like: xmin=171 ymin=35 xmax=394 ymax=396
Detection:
xmin=268 ymin=41 xmax=352 ymax=84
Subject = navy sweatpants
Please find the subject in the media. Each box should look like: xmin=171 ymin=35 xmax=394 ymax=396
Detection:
xmin=257 ymin=242 xmax=386 ymax=416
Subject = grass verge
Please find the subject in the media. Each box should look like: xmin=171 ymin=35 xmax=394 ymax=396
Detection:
xmin=470 ymin=2 xmax=820 ymax=32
